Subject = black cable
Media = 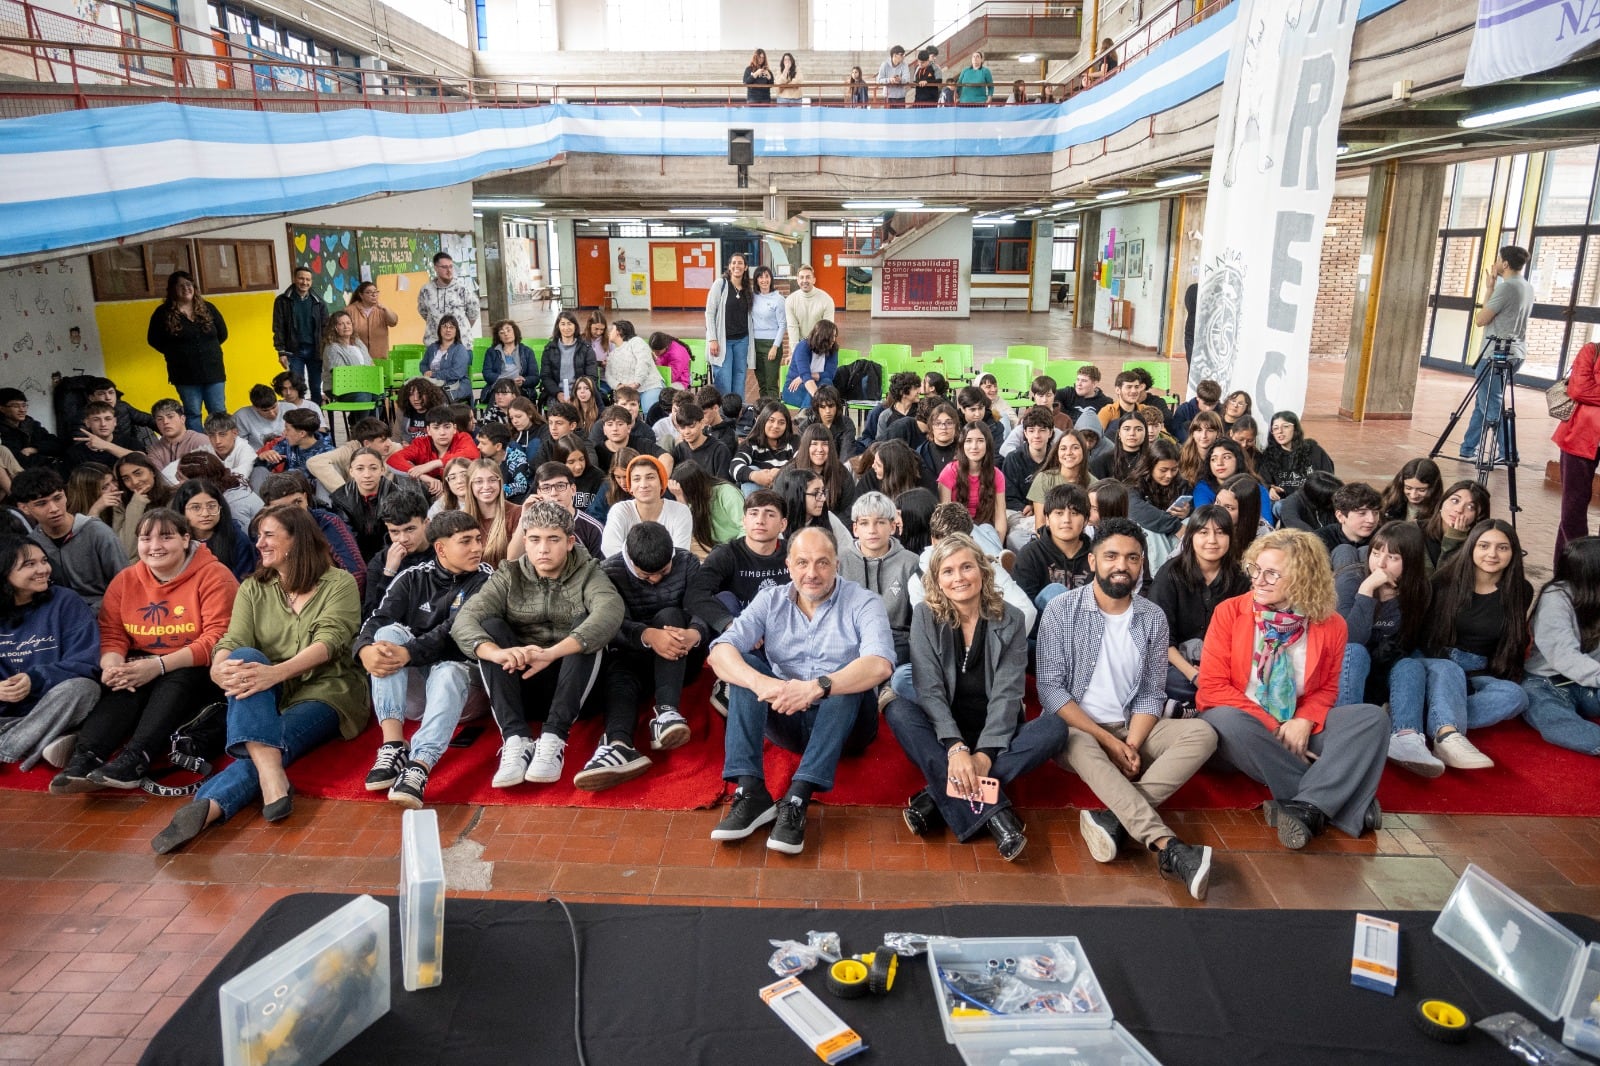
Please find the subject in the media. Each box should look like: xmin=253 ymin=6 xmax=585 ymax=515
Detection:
xmin=546 ymin=896 xmax=588 ymax=1066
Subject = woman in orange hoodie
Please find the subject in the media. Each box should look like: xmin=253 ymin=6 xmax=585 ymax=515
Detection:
xmin=1197 ymin=528 xmax=1388 ymax=850
xmin=50 ymin=508 xmax=239 ymax=794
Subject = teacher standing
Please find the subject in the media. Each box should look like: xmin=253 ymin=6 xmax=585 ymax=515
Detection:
xmin=146 ymin=271 xmax=229 ymax=432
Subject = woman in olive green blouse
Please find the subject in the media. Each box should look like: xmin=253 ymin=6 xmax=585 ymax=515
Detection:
xmin=153 ymin=505 xmax=367 ymax=853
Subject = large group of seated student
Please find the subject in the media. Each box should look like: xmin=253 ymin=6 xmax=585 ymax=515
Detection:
xmin=4 ymin=348 xmax=1600 ymax=905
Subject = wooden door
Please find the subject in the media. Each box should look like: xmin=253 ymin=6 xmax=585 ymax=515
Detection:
xmin=810 ymin=237 xmax=846 ymax=306
xmin=575 ymin=237 xmax=611 ymax=309
xmin=649 ymin=240 xmax=719 ymax=310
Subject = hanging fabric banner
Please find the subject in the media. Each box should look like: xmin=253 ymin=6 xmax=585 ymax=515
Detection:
xmin=1463 ymin=0 xmax=1600 ymax=87
xmin=1187 ymin=0 xmax=1359 ymax=425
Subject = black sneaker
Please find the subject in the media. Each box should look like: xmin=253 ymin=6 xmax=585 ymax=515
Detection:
xmin=766 ymin=796 xmax=808 ymax=855
xmin=1264 ymin=799 xmax=1325 ymax=850
xmin=364 ymin=741 xmax=409 ymax=791
xmin=572 ymin=741 xmax=652 ymax=791
xmin=709 ymin=680 xmax=729 ymax=719
xmin=1079 ymin=808 xmax=1126 ymax=863
xmin=89 ymin=749 xmax=149 ymax=790
xmin=1157 ymin=840 xmax=1213 ymax=900
xmin=49 ymin=749 xmax=104 ymax=795
xmin=387 ymin=761 xmax=429 ymax=810
xmin=710 ymin=786 xmax=777 ymax=841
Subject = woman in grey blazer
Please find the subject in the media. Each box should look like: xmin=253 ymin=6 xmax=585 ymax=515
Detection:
xmin=884 ymin=533 xmax=1069 ymax=860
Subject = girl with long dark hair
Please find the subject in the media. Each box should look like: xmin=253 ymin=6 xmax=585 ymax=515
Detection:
xmin=146 ymin=270 xmax=228 ymax=430
xmin=894 ymin=487 xmax=938 ymax=555
xmin=174 ymin=479 xmax=256 ymax=581
xmin=782 ymin=320 xmax=840 ymax=409
xmin=1257 ymin=411 xmax=1334 ymax=502
xmin=732 ymin=402 xmax=795 ymax=496
xmin=1178 ymin=410 xmax=1223 ymax=486
xmin=669 ymin=459 xmax=742 ymax=557
xmin=541 ymin=310 xmax=599 ymax=406
xmin=422 ymin=315 xmax=472 ymax=401
xmin=1090 ymin=416 xmax=1147 ymax=481
xmin=1334 ymin=520 xmax=1431 ymax=714
xmin=871 ymin=439 xmax=923 ymax=502
xmin=1421 ymin=479 xmax=1490 ymax=569
xmin=1379 ymin=457 xmax=1442 ymax=523
xmin=791 ymin=422 xmax=856 ymax=522
xmin=0 ymin=536 xmax=98 ymax=771
xmin=705 ymin=252 xmax=754 ymax=397
xmin=938 ymin=422 xmax=1007 ymax=553
xmin=1278 ymin=470 xmax=1342 ymax=533
xmin=1385 ymin=519 xmax=1532 ymax=776
xmin=1150 ymin=505 xmax=1249 ymax=707
xmin=772 ymin=466 xmax=851 ymax=544
xmin=1219 ymin=472 xmax=1270 ymax=553
xmin=1522 ymin=536 xmax=1600 ymax=753
xmin=1125 ymin=438 xmax=1191 ymax=537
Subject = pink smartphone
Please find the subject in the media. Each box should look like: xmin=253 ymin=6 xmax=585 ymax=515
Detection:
xmin=947 ymin=776 xmax=1000 ymax=804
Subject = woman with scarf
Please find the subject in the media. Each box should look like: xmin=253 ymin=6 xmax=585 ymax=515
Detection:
xmin=1197 ymin=528 xmax=1387 ymax=850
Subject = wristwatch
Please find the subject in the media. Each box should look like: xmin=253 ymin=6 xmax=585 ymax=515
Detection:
xmin=815 ymin=675 xmax=832 ymax=698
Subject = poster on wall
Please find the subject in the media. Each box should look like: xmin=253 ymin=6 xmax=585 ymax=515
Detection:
xmin=1126 ymin=240 xmax=1145 ymax=280
xmin=441 ymin=232 xmax=478 ymax=291
xmin=287 ymin=226 xmax=359 ymax=312
xmin=358 ymin=230 xmax=442 ymax=277
xmin=1188 ymin=0 xmax=1358 ymax=423
xmin=0 ymin=258 xmax=100 ymax=428
xmin=881 ymin=258 xmax=960 ymax=312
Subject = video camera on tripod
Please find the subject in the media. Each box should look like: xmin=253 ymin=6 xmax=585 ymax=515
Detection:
xmin=1429 ymin=333 xmax=1523 ymax=524
xmin=1488 ymin=336 xmax=1516 ymax=366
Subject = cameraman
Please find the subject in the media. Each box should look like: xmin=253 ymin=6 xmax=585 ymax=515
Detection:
xmin=1458 ymin=245 xmax=1533 ymax=461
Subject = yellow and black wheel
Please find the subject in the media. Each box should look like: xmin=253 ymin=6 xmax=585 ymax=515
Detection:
xmin=826 ymin=958 xmax=870 ymax=999
xmin=866 ymin=949 xmax=898 ymax=995
xmin=1414 ymin=998 xmax=1471 ymax=1044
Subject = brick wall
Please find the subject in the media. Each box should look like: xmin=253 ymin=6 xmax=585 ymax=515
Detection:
xmin=1309 ymin=196 xmax=1367 ymax=361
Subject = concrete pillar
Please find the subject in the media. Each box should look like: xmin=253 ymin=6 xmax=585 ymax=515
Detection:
xmin=1075 ymin=211 xmax=1101 ymax=331
xmin=480 ymin=211 xmax=508 ymax=324
xmin=1338 ymin=162 xmax=1446 ymax=420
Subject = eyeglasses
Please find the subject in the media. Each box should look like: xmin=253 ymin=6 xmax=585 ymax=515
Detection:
xmin=185 ymin=503 xmax=221 ymax=515
xmin=930 ymin=419 xmax=956 ymax=429
xmin=537 ymin=481 xmax=573 ymax=493
xmin=804 ymin=490 xmax=829 ymax=501
xmin=1243 ymin=563 xmax=1283 ymax=586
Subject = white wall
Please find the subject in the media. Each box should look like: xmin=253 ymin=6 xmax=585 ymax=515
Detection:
xmin=608 ymin=237 xmax=651 ymax=310
xmin=871 ymin=215 xmax=972 ymax=318
xmin=721 ymin=0 xmax=801 ymax=51
xmin=538 ymin=0 xmax=936 ymax=51
xmin=0 ymin=258 xmax=102 ymax=430
xmin=1090 ymin=200 xmax=1166 ymax=348
xmin=1030 ymin=219 xmax=1054 ymax=312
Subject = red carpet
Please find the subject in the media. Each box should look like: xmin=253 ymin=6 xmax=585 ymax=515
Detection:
xmin=4 ymin=673 xmax=1596 ymax=816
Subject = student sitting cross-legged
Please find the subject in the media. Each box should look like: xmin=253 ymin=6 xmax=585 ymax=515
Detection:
xmin=0 ymin=535 xmax=99 ymax=771
xmin=1037 ymin=517 xmax=1217 ymax=900
xmin=450 ymin=502 xmax=624 ymax=789
xmin=355 ymin=510 xmax=494 ymax=809
xmin=707 ymin=526 xmax=894 ymax=855
xmin=885 ymin=533 xmax=1068 ymax=862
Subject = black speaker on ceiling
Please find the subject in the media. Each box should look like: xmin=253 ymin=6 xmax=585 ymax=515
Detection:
xmin=727 ymin=129 xmax=754 ymax=166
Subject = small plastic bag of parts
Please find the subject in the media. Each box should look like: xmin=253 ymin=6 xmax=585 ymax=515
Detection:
xmin=939 ymin=966 xmax=1104 ymax=1017
xmin=882 ymin=932 xmax=954 ymax=957
xmin=1476 ymin=1013 xmax=1588 ymax=1066
xmin=768 ymin=931 xmax=843 ymax=977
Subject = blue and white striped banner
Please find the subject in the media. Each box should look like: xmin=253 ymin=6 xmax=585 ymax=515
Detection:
xmin=0 ymin=0 xmax=1402 ymax=259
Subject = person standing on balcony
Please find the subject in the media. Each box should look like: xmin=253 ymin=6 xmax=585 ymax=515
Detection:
xmin=706 ymin=254 xmax=753 ymax=401
xmin=914 ymin=49 xmax=942 ymax=106
xmin=1082 ymin=38 xmax=1119 ymax=89
xmin=956 ymin=51 xmax=993 ymax=105
xmin=1009 ymin=80 xmax=1030 ymax=104
xmin=417 ymin=251 xmax=479 ymax=347
xmin=775 ymin=53 xmax=801 ymax=104
xmin=846 ymin=66 xmax=868 ymax=106
xmin=743 ymin=49 xmax=773 ymax=104
xmin=876 ymin=45 xmax=910 ymax=106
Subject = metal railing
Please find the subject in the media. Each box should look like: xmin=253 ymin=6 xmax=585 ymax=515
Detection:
xmin=1055 ymin=0 xmax=1228 ymax=95
xmin=914 ymin=1 xmax=1084 ymax=60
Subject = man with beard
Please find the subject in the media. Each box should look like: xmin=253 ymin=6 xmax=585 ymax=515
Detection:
xmin=1035 ymin=518 xmax=1217 ymax=900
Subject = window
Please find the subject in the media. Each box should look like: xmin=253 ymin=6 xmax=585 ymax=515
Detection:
xmin=1537 ymin=144 xmax=1599 ymax=225
xmin=89 ymin=239 xmax=191 ymax=301
xmin=813 ymin=0 xmax=886 ymax=52
xmin=196 ymin=238 xmax=277 ymax=294
xmin=605 ymin=0 xmax=717 ymax=51
xmin=972 ymin=221 xmax=1033 ymax=274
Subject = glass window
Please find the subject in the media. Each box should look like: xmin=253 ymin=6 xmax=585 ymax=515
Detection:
xmin=1524 ymin=317 xmax=1566 ymax=381
xmin=1428 ymin=307 xmax=1472 ymax=366
xmin=379 ymin=0 xmax=468 ymax=46
xmin=1052 ymin=238 xmax=1076 ymax=270
xmin=814 ymin=0 xmax=887 ymax=52
xmin=605 ymin=0 xmax=717 ymax=51
xmin=997 ymin=238 xmax=1031 ymax=273
xmin=1448 ymin=158 xmax=1496 ymax=229
xmin=1536 ymin=144 xmax=1599 ymax=225
xmin=1529 ymin=234 xmax=1581 ymax=305
xmin=148 ymin=240 xmax=191 ymax=282
xmin=1503 ymin=154 xmax=1527 ymax=228
xmin=89 ymin=247 xmax=151 ymax=301
xmin=1436 ymin=236 xmax=1482 ymax=299
xmin=1577 ymin=237 xmax=1600 ymax=311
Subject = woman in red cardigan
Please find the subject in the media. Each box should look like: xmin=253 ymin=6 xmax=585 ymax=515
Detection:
xmin=1553 ymin=341 xmax=1600 ymax=566
xmin=1197 ymin=528 xmax=1387 ymax=850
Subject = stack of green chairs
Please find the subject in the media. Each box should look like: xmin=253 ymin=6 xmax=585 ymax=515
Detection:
xmin=398 ymin=356 xmax=422 ymax=382
xmin=1005 ymin=344 xmax=1050 ymax=368
xmin=982 ymin=358 xmax=1034 ymax=399
xmin=1123 ymin=359 xmax=1173 ymax=395
xmin=870 ymin=343 xmax=912 ymax=376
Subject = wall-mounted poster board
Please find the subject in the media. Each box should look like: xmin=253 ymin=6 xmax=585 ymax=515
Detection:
xmin=287 ymin=226 xmax=360 ymax=312
xmin=881 ymin=258 xmax=960 ymax=312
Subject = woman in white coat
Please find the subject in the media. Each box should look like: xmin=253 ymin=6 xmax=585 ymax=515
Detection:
xmin=704 ymin=253 xmax=753 ymax=400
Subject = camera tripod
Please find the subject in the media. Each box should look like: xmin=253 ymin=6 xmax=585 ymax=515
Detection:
xmin=1428 ymin=338 xmax=1521 ymax=525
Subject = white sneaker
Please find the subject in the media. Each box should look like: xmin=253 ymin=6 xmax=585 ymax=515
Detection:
xmin=525 ymin=732 xmax=567 ymax=783
xmin=650 ymin=708 xmax=691 ymax=751
xmin=1386 ymin=731 xmax=1445 ymax=778
xmin=40 ymin=733 xmax=76 ymax=769
xmin=491 ymin=736 xmax=533 ymax=788
xmin=1434 ymin=731 xmax=1494 ymax=770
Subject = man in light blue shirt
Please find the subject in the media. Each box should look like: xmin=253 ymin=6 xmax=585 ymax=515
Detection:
xmin=707 ymin=527 xmax=894 ymax=855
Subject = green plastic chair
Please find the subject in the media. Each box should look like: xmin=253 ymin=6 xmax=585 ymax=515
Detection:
xmin=323 ymin=364 xmax=386 ymax=440
xmin=836 ymin=348 xmax=860 ymax=366
xmin=933 ymin=343 xmax=973 ymax=361
xmin=871 ymin=343 xmax=912 ymax=376
xmin=1045 ymin=361 xmax=1091 ymax=390
xmin=398 ymin=357 xmax=422 ymax=382
xmin=471 ymin=335 xmax=492 ymax=355
xmin=388 ymin=343 xmax=425 ymax=360
xmin=1123 ymin=359 xmax=1173 ymax=395
xmin=1006 ymin=344 xmax=1050 ymax=368
xmin=690 ymin=347 xmax=709 ymax=386
xmin=469 ymin=348 xmax=487 ymax=390
xmin=658 ymin=365 xmax=674 ymax=386
xmin=940 ymin=350 xmax=973 ymax=382
xmin=982 ymin=359 xmax=1033 ymax=399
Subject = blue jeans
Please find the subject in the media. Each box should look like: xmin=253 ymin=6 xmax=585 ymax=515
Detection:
xmin=369 ymin=623 xmax=483 ymax=768
xmin=638 ymin=387 xmax=662 ymax=416
xmin=890 ymin=662 xmax=916 ymax=703
xmin=176 ymin=381 xmax=229 ymax=433
xmin=1337 ymin=644 xmax=1372 ymax=709
xmin=722 ymin=650 xmax=878 ymax=792
xmin=196 ymin=648 xmax=341 ymax=820
xmin=290 ymin=343 xmax=323 ymax=404
xmin=1519 ymin=676 xmax=1600 ymax=755
xmin=1386 ymin=649 xmax=1527 ymax=737
xmin=1459 ymin=347 xmax=1519 ymax=458
xmin=713 ymin=337 xmax=750 ymax=397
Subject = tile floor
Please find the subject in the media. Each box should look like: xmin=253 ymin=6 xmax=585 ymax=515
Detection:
xmin=1 ymin=310 xmax=1596 ymax=1065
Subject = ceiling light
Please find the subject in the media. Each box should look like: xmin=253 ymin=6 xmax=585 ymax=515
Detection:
xmin=1016 ymin=53 xmax=1038 ymax=62
xmin=1339 ymin=140 xmax=1463 ymax=162
xmin=586 ymin=217 xmax=643 ymax=224
xmin=471 ymin=199 xmax=545 ymax=208
xmin=669 ymin=207 xmax=735 ymax=215
xmin=1459 ymin=87 xmax=1600 ymax=129
xmin=1023 ymin=208 xmax=1043 ymax=216
xmin=1154 ymin=173 xmax=1204 ymax=189
xmin=841 ymin=200 xmax=924 ymax=210
xmin=1094 ymin=189 xmax=1130 ymax=200
xmin=1051 ymin=200 xmax=1077 ymax=210
xmin=1337 ymin=144 xmax=1351 ymax=155
xmin=918 ymin=206 xmax=970 ymax=213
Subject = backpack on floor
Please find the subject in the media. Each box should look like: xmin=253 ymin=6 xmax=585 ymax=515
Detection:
xmin=140 ymin=701 xmax=228 ymax=798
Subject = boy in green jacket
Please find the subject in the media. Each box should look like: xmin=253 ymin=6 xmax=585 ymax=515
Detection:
xmin=451 ymin=501 xmax=624 ymax=790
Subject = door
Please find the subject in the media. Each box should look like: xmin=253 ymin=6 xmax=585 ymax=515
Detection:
xmin=649 ymin=240 xmax=719 ymax=310
xmin=810 ymin=237 xmax=845 ymax=306
xmin=575 ymin=237 xmax=611 ymax=309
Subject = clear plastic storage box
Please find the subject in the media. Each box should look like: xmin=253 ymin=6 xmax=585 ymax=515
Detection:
xmin=952 ymin=1023 xmax=1163 ymax=1066
xmin=927 ymin=936 xmax=1115 ymax=1041
xmin=1433 ymin=863 xmax=1600 ymax=1055
xmin=399 ymin=808 xmax=445 ymax=991
xmin=219 ymin=894 xmax=390 ymax=1066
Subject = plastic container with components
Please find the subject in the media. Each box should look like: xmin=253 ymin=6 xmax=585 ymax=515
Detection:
xmin=399 ymin=808 xmax=445 ymax=991
xmin=952 ymin=1023 xmax=1163 ymax=1066
xmin=219 ymin=894 xmax=390 ymax=1066
xmin=1432 ymin=863 xmax=1600 ymax=1056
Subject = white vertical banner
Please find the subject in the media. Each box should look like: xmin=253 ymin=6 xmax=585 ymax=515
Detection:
xmin=1464 ymin=0 xmax=1600 ymax=87
xmin=1187 ymin=0 xmax=1359 ymax=425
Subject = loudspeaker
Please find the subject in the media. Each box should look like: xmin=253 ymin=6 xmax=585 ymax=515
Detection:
xmin=728 ymin=129 xmax=754 ymax=166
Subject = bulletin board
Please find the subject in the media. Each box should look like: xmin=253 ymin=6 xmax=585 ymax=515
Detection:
xmin=283 ymin=227 xmax=479 ymax=345
xmin=286 ymin=226 xmax=360 ymax=312
xmin=649 ymin=241 xmax=719 ymax=310
xmin=880 ymin=258 xmax=960 ymax=312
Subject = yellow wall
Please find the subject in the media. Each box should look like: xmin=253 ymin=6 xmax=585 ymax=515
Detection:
xmin=94 ymin=291 xmax=283 ymax=412
xmin=372 ymin=271 xmax=433 ymax=345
